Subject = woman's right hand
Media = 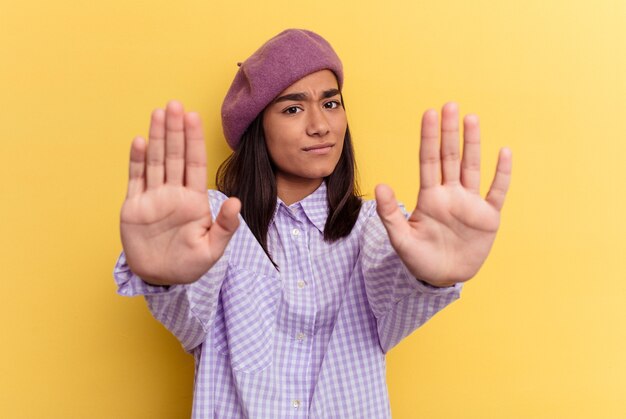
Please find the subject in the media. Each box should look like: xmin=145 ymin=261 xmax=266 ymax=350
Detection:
xmin=120 ymin=101 xmax=241 ymax=286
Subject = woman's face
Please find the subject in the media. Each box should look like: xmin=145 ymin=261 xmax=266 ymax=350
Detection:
xmin=262 ymin=69 xmax=347 ymax=190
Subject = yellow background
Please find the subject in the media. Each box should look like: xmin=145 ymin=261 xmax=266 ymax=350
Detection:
xmin=1 ymin=0 xmax=625 ymax=417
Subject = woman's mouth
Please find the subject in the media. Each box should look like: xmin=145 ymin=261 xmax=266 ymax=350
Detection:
xmin=303 ymin=143 xmax=334 ymax=154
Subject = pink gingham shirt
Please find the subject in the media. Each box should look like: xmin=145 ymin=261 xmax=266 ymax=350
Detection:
xmin=114 ymin=182 xmax=462 ymax=418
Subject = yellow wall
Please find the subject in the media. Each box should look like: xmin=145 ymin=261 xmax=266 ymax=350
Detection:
xmin=1 ymin=0 xmax=625 ymax=417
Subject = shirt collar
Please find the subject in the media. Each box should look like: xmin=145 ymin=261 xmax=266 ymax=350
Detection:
xmin=274 ymin=181 xmax=329 ymax=234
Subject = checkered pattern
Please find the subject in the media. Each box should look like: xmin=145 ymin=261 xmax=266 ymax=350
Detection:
xmin=114 ymin=183 xmax=462 ymax=418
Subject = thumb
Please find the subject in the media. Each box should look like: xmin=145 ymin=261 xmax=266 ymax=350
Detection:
xmin=207 ymin=197 xmax=241 ymax=255
xmin=374 ymin=184 xmax=410 ymax=238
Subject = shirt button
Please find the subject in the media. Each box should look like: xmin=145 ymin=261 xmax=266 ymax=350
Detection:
xmin=297 ymin=280 xmax=306 ymax=289
xmin=291 ymin=228 xmax=300 ymax=237
xmin=292 ymin=399 xmax=301 ymax=409
xmin=296 ymin=332 xmax=305 ymax=341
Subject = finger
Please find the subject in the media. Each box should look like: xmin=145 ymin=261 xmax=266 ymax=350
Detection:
xmin=441 ymin=102 xmax=461 ymax=184
xmin=184 ymin=112 xmax=207 ymax=192
xmin=485 ymin=147 xmax=512 ymax=211
xmin=460 ymin=114 xmax=481 ymax=193
xmin=165 ymin=100 xmax=185 ymax=186
xmin=374 ymin=184 xmax=411 ymax=241
xmin=146 ymin=108 xmax=165 ymax=189
xmin=207 ymin=197 xmax=241 ymax=257
xmin=127 ymin=136 xmax=146 ymax=198
xmin=419 ymin=109 xmax=440 ymax=189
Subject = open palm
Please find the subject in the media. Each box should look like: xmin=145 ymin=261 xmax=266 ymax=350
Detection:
xmin=375 ymin=102 xmax=512 ymax=287
xmin=120 ymin=101 xmax=240 ymax=286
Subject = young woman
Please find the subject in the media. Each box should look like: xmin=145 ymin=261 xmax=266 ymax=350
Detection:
xmin=115 ymin=29 xmax=512 ymax=418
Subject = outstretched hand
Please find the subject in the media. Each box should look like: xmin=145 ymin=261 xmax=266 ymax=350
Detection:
xmin=120 ymin=101 xmax=241 ymax=286
xmin=375 ymin=102 xmax=512 ymax=287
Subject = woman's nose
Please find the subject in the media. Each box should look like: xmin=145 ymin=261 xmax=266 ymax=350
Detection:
xmin=306 ymin=106 xmax=330 ymax=137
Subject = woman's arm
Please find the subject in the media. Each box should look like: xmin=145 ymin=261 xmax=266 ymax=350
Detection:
xmin=115 ymin=190 xmax=234 ymax=352
xmin=114 ymin=100 xmax=241 ymax=351
xmin=361 ymin=203 xmax=462 ymax=353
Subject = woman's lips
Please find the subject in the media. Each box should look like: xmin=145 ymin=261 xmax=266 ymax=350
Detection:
xmin=303 ymin=143 xmax=334 ymax=154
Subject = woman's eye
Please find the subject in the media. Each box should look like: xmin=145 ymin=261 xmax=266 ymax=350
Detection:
xmin=284 ymin=106 xmax=301 ymax=114
xmin=324 ymin=100 xmax=341 ymax=109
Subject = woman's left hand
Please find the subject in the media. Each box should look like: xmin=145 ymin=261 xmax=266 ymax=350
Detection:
xmin=375 ymin=102 xmax=512 ymax=288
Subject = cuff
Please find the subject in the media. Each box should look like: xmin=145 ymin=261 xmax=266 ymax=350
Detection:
xmin=399 ymin=261 xmax=464 ymax=296
xmin=113 ymin=252 xmax=177 ymax=297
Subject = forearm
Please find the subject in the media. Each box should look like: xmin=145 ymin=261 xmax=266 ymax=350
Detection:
xmin=361 ymin=214 xmax=462 ymax=353
xmin=114 ymin=251 xmax=228 ymax=352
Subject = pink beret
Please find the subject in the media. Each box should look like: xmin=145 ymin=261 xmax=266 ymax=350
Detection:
xmin=221 ymin=29 xmax=344 ymax=150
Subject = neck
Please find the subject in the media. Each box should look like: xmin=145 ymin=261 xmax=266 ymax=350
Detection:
xmin=276 ymin=173 xmax=323 ymax=205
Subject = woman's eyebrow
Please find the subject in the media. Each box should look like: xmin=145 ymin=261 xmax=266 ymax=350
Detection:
xmin=321 ymin=88 xmax=341 ymax=99
xmin=274 ymin=88 xmax=340 ymax=104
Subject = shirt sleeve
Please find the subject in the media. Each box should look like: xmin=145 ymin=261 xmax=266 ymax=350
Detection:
xmin=360 ymin=202 xmax=463 ymax=353
xmin=112 ymin=190 xmax=231 ymax=353
xmin=114 ymin=251 xmax=229 ymax=353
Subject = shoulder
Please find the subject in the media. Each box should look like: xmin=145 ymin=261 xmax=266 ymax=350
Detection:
xmin=353 ymin=197 xmax=409 ymax=240
xmin=350 ymin=199 xmax=378 ymax=238
xmin=359 ymin=198 xmax=378 ymax=219
xmin=356 ymin=198 xmax=408 ymax=222
xmin=207 ymin=189 xmax=228 ymax=208
xmin=359 ymin=197 xmax=409 ymax=218
xmin=207 ymin=189 xmax=246 ymax=228
xmin=206 ymin=189 xmax=277 ymax=276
